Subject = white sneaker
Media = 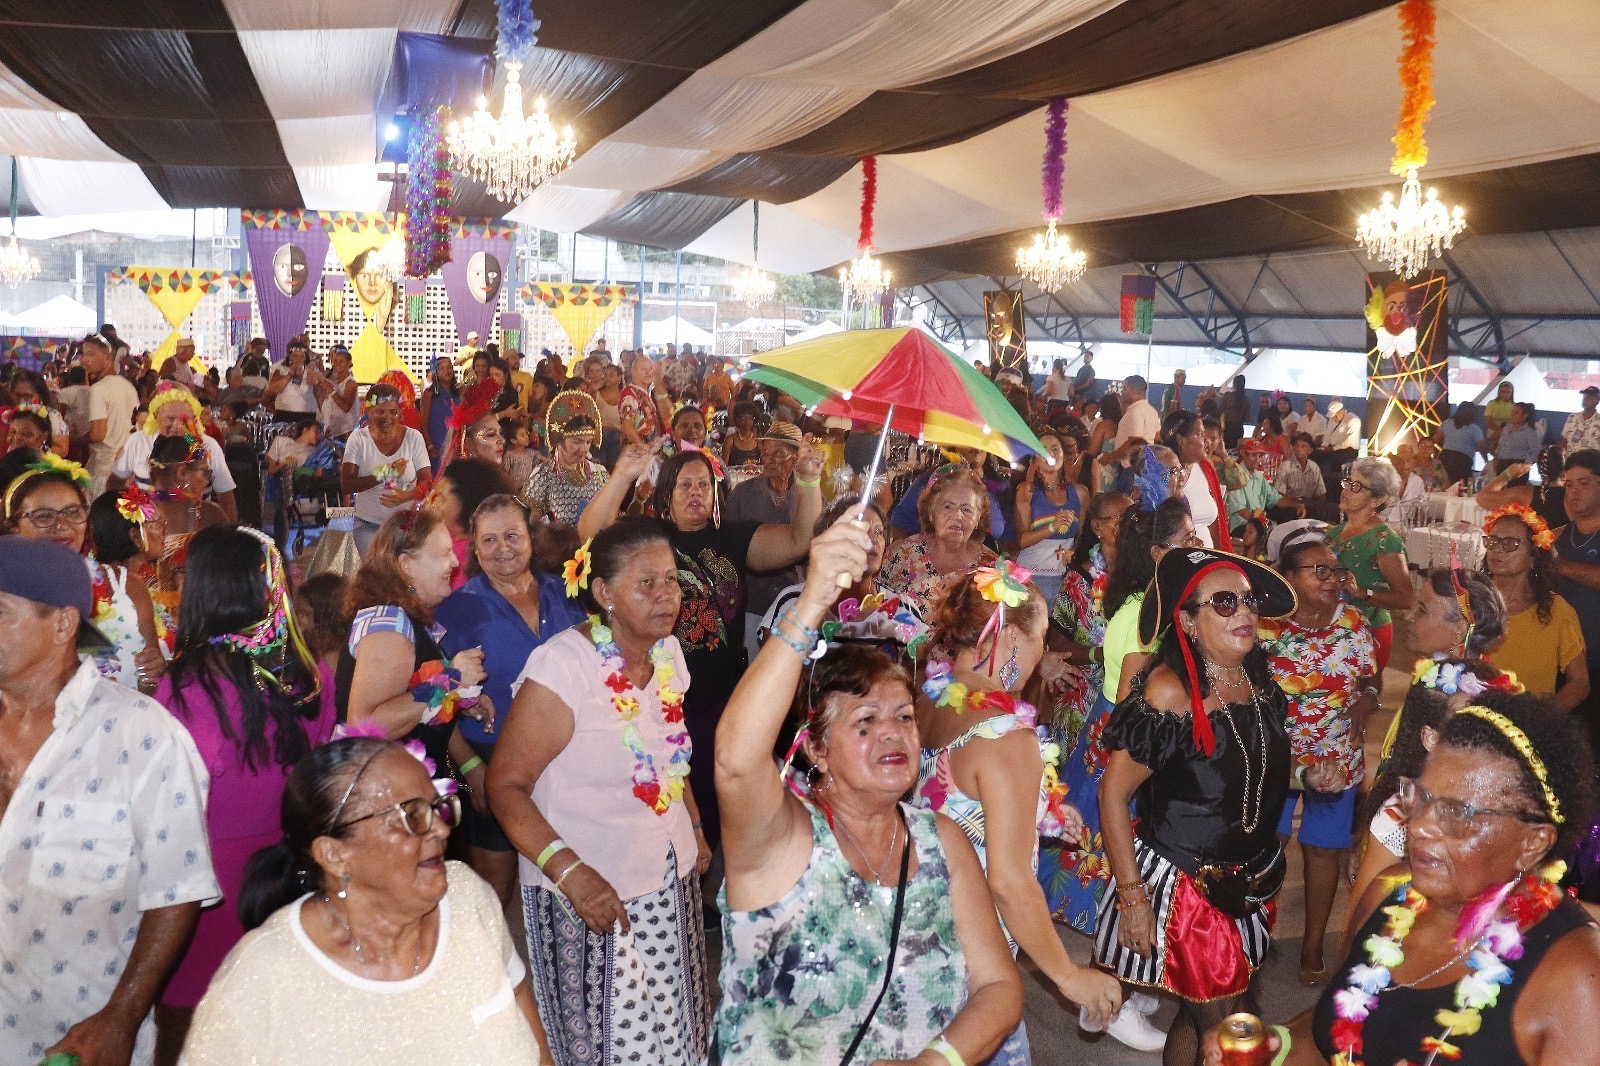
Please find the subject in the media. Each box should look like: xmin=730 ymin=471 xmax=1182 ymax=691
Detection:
xmin=1129 ymin=990 xmax=1161 ymax=1016
xmin=1103 ymin=1001 xmax=1168 ymax=1052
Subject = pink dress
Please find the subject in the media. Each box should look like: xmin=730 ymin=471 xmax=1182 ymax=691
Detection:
xmin=158 ymin=668 xmax=338 ymax=1006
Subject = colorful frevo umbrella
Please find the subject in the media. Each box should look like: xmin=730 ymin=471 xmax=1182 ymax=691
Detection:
xmin=742 ymin=326 xmax=1046 ymax=464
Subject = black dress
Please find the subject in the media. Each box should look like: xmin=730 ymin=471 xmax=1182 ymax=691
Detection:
xmin=1092 ymin=683 xmax=1292 ymax=1000
xmin=335 ymin=609 xmax=456 ymax=773
xmin=1313 ymin=886 xmax=1593 ymax=1064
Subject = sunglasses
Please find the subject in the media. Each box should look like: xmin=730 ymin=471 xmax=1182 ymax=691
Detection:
xmin=1186 ymin=591 xmax=1263 ymax=618
xmin=1396 ymin=777 xmax=1547 ymax=838
xmin=333 ymin=793 xmax=461 ymax=836
xmin=1482 ymin=534 xmax=1527 ymax=553
xmin=1293 ymin=563 xmax=1353 ymax=582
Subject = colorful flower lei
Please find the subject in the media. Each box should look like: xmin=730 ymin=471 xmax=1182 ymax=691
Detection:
xmin=922 ymin=660 xmax=1037 ymax=719
xmin=1411 ymin=657 xmax=1523 ymax=698
xmin=1483 ymin=503 xmax=1557 ymax=552
xmin=590 ymin=616 xmax=691 ymax=815
xmin=1329 ymin=862 xmax=1565 ymax=1066
xmin=407 ymin=660 xmax=480 ymax=726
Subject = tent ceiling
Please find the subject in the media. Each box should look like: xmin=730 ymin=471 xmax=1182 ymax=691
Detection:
xmin=0 ymin=0 xmax=1598 ymax=316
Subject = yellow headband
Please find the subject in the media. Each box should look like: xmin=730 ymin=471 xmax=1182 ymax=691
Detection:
xmin=142 ymin=385 xmax=204 ymax=434
xmin=2 ymin=452 xmax=91 ymax=520
xmin=1456 ymin=705 xmax=1563 ymax=825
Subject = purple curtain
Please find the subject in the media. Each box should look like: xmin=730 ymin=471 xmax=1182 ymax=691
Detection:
xmin=245 ymin=226 xmax=329 ymax=360
xmin=441 ymin=232 xmax=512 ymax=347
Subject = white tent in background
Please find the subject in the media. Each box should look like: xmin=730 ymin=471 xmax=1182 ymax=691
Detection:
xmin=1450 ymin=356 xmax=1584 ymax=413
xmin=1240 ymin=348 xmax=1367 ymax=399
xmin=641 ymin=316 xmax=714 ymax=348
xmin=788 ymin=319 xmax=845 ymax=343
xmin=12 ymin=295 xmax=95 ymax=333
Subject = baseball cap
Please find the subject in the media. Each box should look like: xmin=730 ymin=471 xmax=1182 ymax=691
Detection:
xmin=0 ymin=536 xmax=113 ymax=649
xmin=1582 ymin=385 xmax=1599 ymax=397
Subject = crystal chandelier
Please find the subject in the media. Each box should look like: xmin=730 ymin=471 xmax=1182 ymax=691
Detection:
xmin=1017 ymin=219 xmax=1085 ymax=292
xmin=367 ymin=235 xmax=407 ymax=285
xmin=731 ymin=200 xmax=776 ymax=305
xmin=1356 ymin=0 xmax=1465 ymax=279
xmin=449 ymin=62 xmax=575 ymax=202
xmin=1 ymin=159 xmax=38 ymax=289
xmin=1017 ymin=99 xmax=1085 ymax=291
xmin=841 ymin=156 xmax=890 ymax=301
xmin=1357 ymin=168 xmax=1465 ymax=279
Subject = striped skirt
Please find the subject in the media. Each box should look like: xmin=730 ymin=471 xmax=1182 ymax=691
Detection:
xmin=1093 ymin=838 xmax=1272 ymax=1002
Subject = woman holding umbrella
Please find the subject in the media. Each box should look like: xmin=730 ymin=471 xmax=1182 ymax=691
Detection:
xmin=577 ymin=440 xmax=822 ymax=848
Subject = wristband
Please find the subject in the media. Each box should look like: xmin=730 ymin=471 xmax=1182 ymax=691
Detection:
xmin=458 ymin=755 xmax=484 ymax=776
xmin=535 ymin=839 xmax=568 ymax=871
xmin=794 ymin=474 xmax=821 ymax=488
xmin=926 ymin=1036 xmax=964 ymax=1066
xmin=1270 ymin=1024 xmax=1292 ymax=1066
xmin=691 ymin=821 xmax=703 ymax=830
xmin=553 ymin=857 xmax=586 ymax=893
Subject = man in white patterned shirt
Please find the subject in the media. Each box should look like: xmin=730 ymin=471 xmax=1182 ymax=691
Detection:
xmin=0 ymin=536 xmax=218 ymax=1066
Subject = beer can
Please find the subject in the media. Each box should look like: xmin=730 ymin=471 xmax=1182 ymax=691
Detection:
xmin=1217 ymin=1013 xmax=1273 ymax=1066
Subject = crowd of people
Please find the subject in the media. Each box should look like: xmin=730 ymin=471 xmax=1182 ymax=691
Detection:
xmin=2 ymin=331 xmax=1600 ymax=1066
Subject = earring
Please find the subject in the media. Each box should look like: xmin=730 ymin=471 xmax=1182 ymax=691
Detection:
xmin=806 ymin=765 xmax=822 ymax=792
xmin=999 ymin=649 xmax=1020 ymax=691
xmin=337 ymin=872 xmax=350 ymax=900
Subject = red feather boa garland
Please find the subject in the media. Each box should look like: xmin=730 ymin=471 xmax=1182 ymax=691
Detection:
xmin=406 ymin=104 xmax=453 ymax=277
xmin=857 ymin=155 xmax=877 ymax=254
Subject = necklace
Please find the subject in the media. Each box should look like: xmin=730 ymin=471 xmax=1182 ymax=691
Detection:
xmin=1566 ymin=523 xmax=1600 ymax=553
xmin=921 ymin=662 xmax=1038 ymax=724
xmin=589 ymin=617 xmax=690 ymax=814
xmin=323 ymin=896 xmax=424 ymax=977
xmin=833 ymin=811 xmax=901 ymax=886
xmin=1202 ymin=659 xmax=1267 ymax=832
xmin=1330 ymin=865 xmax=1565 ymax=1066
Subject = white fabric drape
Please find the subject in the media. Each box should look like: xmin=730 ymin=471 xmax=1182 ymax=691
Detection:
xmin=616 ymin=76 xmax=869 ymax=152
xmin=555 ymin=143 xmax=729 ymax=193
xmin=507 ymin=186 xmax=632 ymax=234
xmin=238 ymin=29 xmax=400 ymax=122
xmin=219 ymin=0 xmax=456 ymax=33
xmin=20 ymin=158 xmax=169 ymax=216
xmin=0 ymin=110 xmax=126 ymax=162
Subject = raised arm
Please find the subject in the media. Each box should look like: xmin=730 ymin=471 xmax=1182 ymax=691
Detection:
xmin=746 ymin=441 xmax=824 ymax=570
xmin=716 ymin=517 xmax=870 ymax=898
xmin=576 ymin=443 xmax=652 ymax=541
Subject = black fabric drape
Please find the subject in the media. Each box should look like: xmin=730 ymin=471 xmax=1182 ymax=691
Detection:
xmin=584 ymin=191 xmax=740 ymax=250
xmin=666 ymin=153 xmax=854 ymax=203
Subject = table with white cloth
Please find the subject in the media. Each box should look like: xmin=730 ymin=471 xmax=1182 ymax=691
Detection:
xmin=1403 ymin=525 xmax=1485 ymax=572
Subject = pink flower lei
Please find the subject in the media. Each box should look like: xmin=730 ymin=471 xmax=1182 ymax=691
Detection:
xmin=589 ymin=616 xmax=691 ymax=815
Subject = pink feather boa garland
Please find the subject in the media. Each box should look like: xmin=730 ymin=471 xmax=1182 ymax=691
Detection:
xmin=1041 ymin=98 xmax=1068 ymax=222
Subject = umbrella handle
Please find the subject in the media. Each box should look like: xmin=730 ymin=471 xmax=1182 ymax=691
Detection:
xmin=841 ymin=404 xmax=895 ymax=588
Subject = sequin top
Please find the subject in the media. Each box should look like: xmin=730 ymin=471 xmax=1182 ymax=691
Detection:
xmin=715 ymin=801 xmax=967 ymax=1062
xmin=181 ymin=862 xmax=541 ymax=1065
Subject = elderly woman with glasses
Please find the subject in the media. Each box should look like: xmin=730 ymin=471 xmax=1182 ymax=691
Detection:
xmin=1328 ymin=456 xmax=1414 ymax=672
xmin=2 ymin=452 xmax=165 ymax=692
xmin=1481 ymin=504 xmax=1589 ymax=711
xmin=183 ymin=738 xmax=548 ymax=1063
xmin=1259 ymin=532 xmax=1379 ymax=987
xmin=879 ymin=466 xmax=999 ymax=616
xmin=1097 ymin=546 xmax=1295 ymax=1066
xmin=1202 ymin=695 xmax=1600 ymax=1066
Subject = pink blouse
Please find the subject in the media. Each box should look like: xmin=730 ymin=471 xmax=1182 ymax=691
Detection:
xmin=512 ymin=626 xmax=697 ymax=900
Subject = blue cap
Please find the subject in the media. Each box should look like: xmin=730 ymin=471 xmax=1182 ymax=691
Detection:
xmin=0 ymin=536 xmax=113 ymax=649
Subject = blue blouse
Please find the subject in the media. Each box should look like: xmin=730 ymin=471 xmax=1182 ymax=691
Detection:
xmin=434 ymin=572 xmax=586 ymax=744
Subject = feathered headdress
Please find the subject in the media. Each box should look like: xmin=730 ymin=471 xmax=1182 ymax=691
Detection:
xmin=443 ymin=381 xmax=500 ymax=460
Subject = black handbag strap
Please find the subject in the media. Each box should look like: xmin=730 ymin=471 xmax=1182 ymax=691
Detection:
xmin=839 ymin=811 xmax=913 ymax=1066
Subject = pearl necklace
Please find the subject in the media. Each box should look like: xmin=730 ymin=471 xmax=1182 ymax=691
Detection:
xmin=1203 ymin=656 xmax=1267 ymax=833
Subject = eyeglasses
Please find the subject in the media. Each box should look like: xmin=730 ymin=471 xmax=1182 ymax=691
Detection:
xmin=1161 ymin=531 xmax=1205 ymax=550
xmin=1293 ymin=563 xmax=1353 ymax=582
xmin=1341 ymin=478 xmax=1375 ymax=495
xmin=1186 ymin=591 xmax=1263 ymax=618
xmin=1396 ymin=777 xmax=1547 ymax=838
xmin=18 ymin=504 xmax=88 ymax=529
xmin=333 ymin=793 xmax=462 ymax=836
xmin=1482 ymin=535 xmax=1527 ymax=553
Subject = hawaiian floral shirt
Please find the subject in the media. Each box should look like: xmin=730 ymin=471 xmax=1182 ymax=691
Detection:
xmin=1258 ymin=604 xmax=1377 ymax=787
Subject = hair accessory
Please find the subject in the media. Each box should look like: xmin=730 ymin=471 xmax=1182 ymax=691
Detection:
xmin=116 ymin=482 xmax=157 ymax=526
xmin=1411 ymin=656 xmax=1523 ymax=698
xmin=148 ymin=430 xmax=206 ymax=471
xmin=563 ymin=537 xmax=593 ymax=598
xmin=1447 ymin=544 xmax=1476 ymax=656
xmin=1483 ymin=502 xmax=1557 ymax=552
xmin=400 ymin=737 xmax=459 ymax=799
xmin=141 ymin=381 xmax=204 ymax=435
xmin=208 ymin=527 xmax=322 ymax=698
xmin=1133 ymin=445 xmax=1173 ymax=511
xmin=971 ymin=558 xmax=1033 ymax=676
xmin=443 ymin=381 xmax=499 ymax=459
xmin=2 ymin=451 xmax=92 ymax=519
xmin=1455 ymin=705 xmax=1563 ymax=824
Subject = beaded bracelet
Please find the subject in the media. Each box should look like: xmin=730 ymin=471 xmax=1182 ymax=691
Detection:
xmin=926 ymin=1036 xmax=964 ymax=1066
xmin=771 ymin=607 xmax=821 ymax=658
